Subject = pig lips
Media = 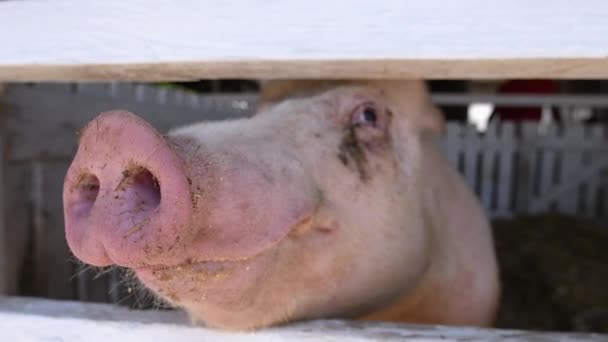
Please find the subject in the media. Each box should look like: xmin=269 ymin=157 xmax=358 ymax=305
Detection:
xmin=134 ymin=251 xmax=271 ymax=307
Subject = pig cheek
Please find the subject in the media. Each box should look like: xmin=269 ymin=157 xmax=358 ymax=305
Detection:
xmin=389 ymin=120 xmax=423 ymax=180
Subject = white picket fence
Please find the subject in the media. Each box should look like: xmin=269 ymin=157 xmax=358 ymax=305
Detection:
xmin=440 ymin=122 xmax=608 ymax=219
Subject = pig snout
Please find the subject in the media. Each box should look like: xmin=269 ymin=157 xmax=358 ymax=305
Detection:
xmin=63 ymin=110 xmax=316 ymax=269
xmin=63 ymin=111 xmax=195 ymax=267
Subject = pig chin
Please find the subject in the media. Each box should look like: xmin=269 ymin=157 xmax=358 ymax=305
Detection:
xmin=133 ymin=217 xmax=320 ymax=330
xmin=133 ymin=249 xmax=270 ymax=316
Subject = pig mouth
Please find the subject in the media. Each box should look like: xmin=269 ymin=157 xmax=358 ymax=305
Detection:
xmin=133 ymin=243 xmax=276 ymax=307
xmin=132 ymin=216 xmax=320 ymax=304
xmin=134 ymin=257 xmax=250 ymax=282
xmin=133 ymin=253 xmax=258 ymax=275
xmin=133 ymin=214 xmax=315 ymax=273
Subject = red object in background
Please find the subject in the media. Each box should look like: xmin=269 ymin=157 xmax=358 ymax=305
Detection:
xmin=492 ymin=80 xmax=559 ymax=121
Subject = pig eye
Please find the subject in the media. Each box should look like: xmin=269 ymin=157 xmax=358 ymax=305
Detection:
xmin=353 ymin=104 xmax=378 ymax=127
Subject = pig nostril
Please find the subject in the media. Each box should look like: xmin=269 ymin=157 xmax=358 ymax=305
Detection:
xmin=115 ymin=166 xmax=162 ymax=225
xmin=72 ymin=173 xmax=100 ymax=218
xmin=130 ymin=168 xmax=162 ymax=208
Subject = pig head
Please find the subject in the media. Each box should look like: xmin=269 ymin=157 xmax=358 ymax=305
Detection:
xmin=63 ymin=80 xmax=499 ymax=330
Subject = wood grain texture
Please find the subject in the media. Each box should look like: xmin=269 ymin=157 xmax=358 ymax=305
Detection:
xmin=1 ymin=0 xmax=608 ymax=81
xmin=0 ymin=297 xmax=606 ymax=341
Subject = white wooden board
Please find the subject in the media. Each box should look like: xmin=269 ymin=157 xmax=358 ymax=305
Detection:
xmin=0 ymin=297 xmax=606 ymax=341
xmin=1 ymin=0 xmax=608 ymax=81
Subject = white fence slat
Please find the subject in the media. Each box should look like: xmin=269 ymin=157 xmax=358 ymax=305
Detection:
xmin=531 ymin=155 xmax=608 ymax=213
xmin=495 ymin=123 xmax=515 ymax=217
xmin=480 ymin=123 xmax=499 ymax=211
xmin=481 ymin=150 xmax=495 ymax=212
xmin=464 ymin=125 xmax=480 ymax=192
xmin=585 ymin=126 xmax=606 ymax=217
xmin=0 ymin=297 xmax=605 ymax=342
xmin=558 ymin=125 xmax=586 ymax=214
xmin=538 ymin=125 xmax=559 ymax=211
xmin=512 ymin=123 xmax=537 ymax=214
xmin=444 ymin=123 xmax=462 ymax=167
xmin=2 ymin=1 xmax=608 ymax=81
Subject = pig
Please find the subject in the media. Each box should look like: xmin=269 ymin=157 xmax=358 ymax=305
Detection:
xmin=63 ymin=80 xmax=499 ymax=330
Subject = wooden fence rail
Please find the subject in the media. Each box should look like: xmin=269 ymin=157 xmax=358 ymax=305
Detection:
xmin=1 ymin=0 xmax=608 ymax=81
xmin=0 ymin=297 xmax=606 ymax=341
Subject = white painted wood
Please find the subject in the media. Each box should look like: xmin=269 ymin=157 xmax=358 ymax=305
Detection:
xmin=512 ymin=123 xmax=537 ymax=214
xmin=464 ymin=125 xmax=480 ymax=192
xmin=531 ymin=157 xmax=608 ymax=213
xmin=540 ymin=149 xmax=558 ymax=202
xmin=443 ymin=123 xmax=462 ymax=167
xmin=537 ymin=126 xmax=558 ymax=210
xmin=495 ymin=123 xmax=515 ymax=217
xmin=558 ymin=126 xmax=586 ymax=214
xmin=441 ymin=120 xmax=608 ymax=219
xmin=584 ymin=126 xmax=605 ymax=217
xmin=480 ymin=123 xmax=498 ymax=211
xmin=0 ymin=297 xmax=605 ymax=341
xmin=1 ymin=1 xmax=608 ymax=81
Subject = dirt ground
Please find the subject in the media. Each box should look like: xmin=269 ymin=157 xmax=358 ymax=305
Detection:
xmin=493 ymin=214 xmax=608 ymax=333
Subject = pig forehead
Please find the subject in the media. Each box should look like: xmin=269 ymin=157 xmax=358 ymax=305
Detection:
xmin=316 ymin=83 xmax=430 ymax=107
xmin=319 ymin=85 xmax=383 ymax=100
xmin=284 ymin=86 xmax=384 ymax=115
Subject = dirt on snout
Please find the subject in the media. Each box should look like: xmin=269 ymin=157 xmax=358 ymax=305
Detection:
xmin=493 ymin=214 xmax=608 ymax=333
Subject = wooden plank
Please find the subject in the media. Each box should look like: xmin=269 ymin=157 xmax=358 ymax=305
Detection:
xmin=513 ymin=123 xmax=538 ymax=214
xmin=585 ymin=126 xmax=606 ymax=217
xmin=531 ymin=156 xmax=608 ymax=212
xmin=495 ymin=123 xmax=516 ymax=217
xmin=1 ymin=0 xmax=608 ymax=81
xmin=558 ymin=125 xmax=586 ymax=215
xmin=538 ymin=126 xmax=559 ymax=211
xmin=2 ymin=164 xmax=32 ymax=296
xmin=480 ymin=123 xmax=498 ymax=212
xmin=464 ymin=125 xmax=480 ymax=193
xmin=31 ymin=161 xmax=79 ymax=300
xmin=0 ymin=135 xmax=5 ymax=294
xmin=0 ymin=297 xmax=606 ymax=342
xmin=443 ymin=123 xmax=463 ymax=167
